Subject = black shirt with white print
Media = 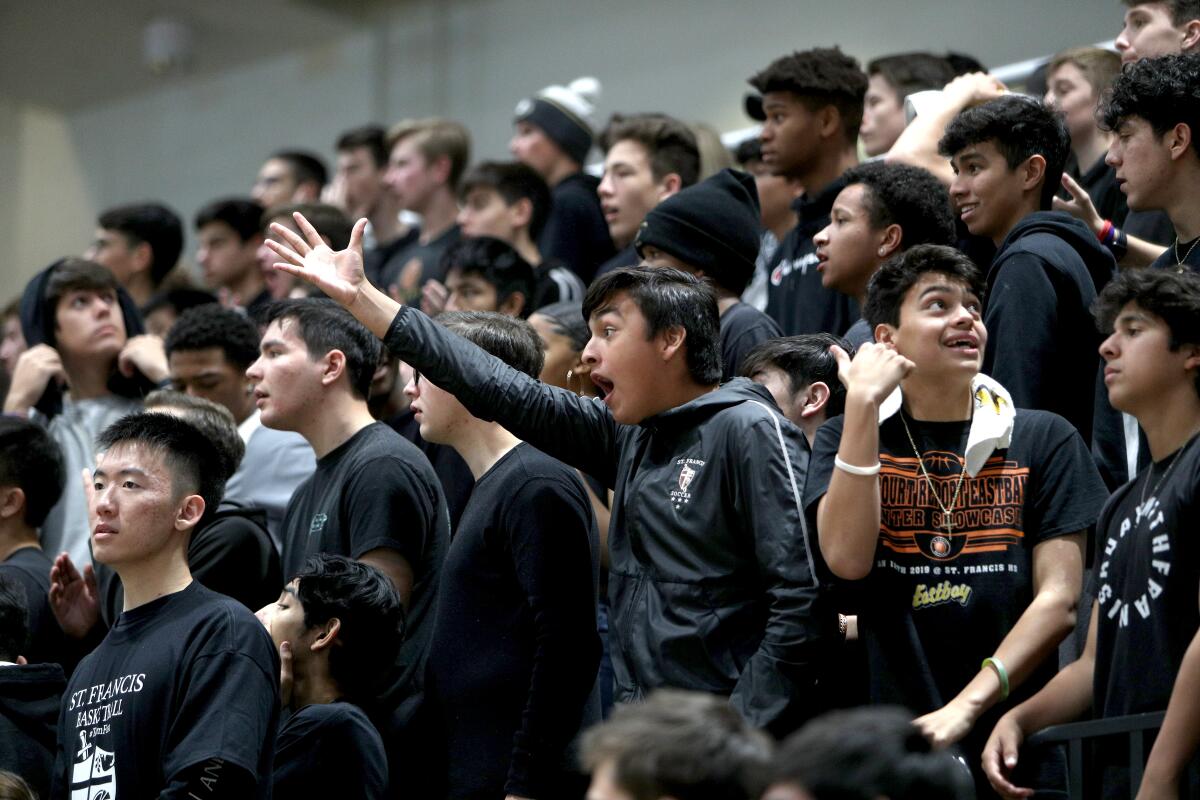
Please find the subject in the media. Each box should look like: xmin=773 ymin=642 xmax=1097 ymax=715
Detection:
xmin=1092 ymin=433 xmax=1200 ymax=798
xmin=51 ymin=581 xmax=279 ymax=800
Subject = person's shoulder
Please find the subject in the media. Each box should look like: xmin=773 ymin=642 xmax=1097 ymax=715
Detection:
xmin=247 ymin=424 xmax=311 ymax=451
xmin=184 ymin=584 xmax=274 ymax=647
xmin=724 ymin=302 xmax=781 ymax=332
xmin=554 ymin=171 xmax=601 ymax=198
xmin=1012 ymin=407 xmax=1081 ymax=443
xmin=288 ymin=700 xmax=373 ymax=730
xmin=504 ymin=443 xmax=586 ymax=488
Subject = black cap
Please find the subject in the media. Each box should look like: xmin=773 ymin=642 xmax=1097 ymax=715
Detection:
xmin=744 ymin=93 xmax=766 ymax=121
xmin=635 ymin=169 xmax=762 ymax=294
xmin=514 ymin=97 xmax=594 ymax=164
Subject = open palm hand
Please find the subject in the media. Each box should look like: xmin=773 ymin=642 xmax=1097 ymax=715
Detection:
xmin=266 ymin=213 xmax=372 ymax=308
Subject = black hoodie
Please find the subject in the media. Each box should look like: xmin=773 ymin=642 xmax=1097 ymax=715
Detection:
xmin=984 ymin=211 xmax=1125 ymax=484
xmin=0 ymin=662 xmax=65 ymax=799
xmin=17 ymin=258 xmax=150 ymax=419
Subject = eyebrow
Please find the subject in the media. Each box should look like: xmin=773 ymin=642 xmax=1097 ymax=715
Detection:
xmin=1116 ymin=311 xmax=1151 ymax=326
xmin=259 ymin=338 xmax=285 ymax=351
xmin=918 ymin=283 xmax=962 ymax=298
xmin=592 ymin=304 xmax=623 ymax=321
xmin=92 ymin=467 xmax=149 ymax=480
xmin=282 ymin=586 xmax=298 ymax=598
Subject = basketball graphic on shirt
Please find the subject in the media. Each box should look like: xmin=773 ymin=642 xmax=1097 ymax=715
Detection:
xmin=70 ymin=730 xmax=117 ymax=800
xmin=878 ymin=451 xmax=1028 ymax=562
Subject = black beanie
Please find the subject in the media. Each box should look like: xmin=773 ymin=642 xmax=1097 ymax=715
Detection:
xmin=635 ymin=168 xmax=762 ymax=294
xmin=514 ymin=78 xmax=600 ymax=165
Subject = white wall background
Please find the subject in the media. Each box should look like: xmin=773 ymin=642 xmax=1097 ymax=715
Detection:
xmin=0 ymin=0 xmax=1121 ymax=293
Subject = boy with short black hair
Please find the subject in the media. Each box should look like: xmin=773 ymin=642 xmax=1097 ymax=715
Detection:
xmin=814 ymin=160 xmax=956 ymax=348
xmin=457 ymin=160 xmax=585 ymax=309
xmin=594 ymin=113 xmax=700 ymax=278
xmin=862 ymin=53 xmax=957 ymax=157
xmin=195 ymin=197 xmax=270 ymax=313
xmin=408 ymin=311 xmax=600 ymax=798
xmin=253 ymin=150 xmax=327 ymax=208
xmin=246 ymin=297 xmax=449 ymax=790
xmin=984 ymin=268 xmax=1200 ymax=798
xmin=739 ymin=333 xmax=849 ymax=446
xmin=809 ymin=244 xmax=1107 ymax=794
xmin=939 ymin=95 xmax=1119 ymax=463
xmin=580 ymin=689 xmax=773 ymax=800
xmin=257 ymin=554 xmax=400 ymax=799
xmin=50 ymin=413 xmax=279 ymax=799
xmin=0 ymin=418 xmax=69 ymax=669
xmin=511 ymin=77 xmax=614 ymax=282
xmin=270 ymin=214 xmax=826 ymax=736
xmin=747 ymin=47 xmax=867 ymax=337
xmin=1101 ymin=52 xmax=1200 ymax=271
xmin=85 ymin=203 xmax=185 ymax=307
xmin=165 ymin=303 xmax=315 ymax=548
xmin=439 ymin=237 xmax=538 ymax=319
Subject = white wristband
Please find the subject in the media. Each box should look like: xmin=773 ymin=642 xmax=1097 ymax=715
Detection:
xmin=835 ymin=455 xmax=881 ymax=476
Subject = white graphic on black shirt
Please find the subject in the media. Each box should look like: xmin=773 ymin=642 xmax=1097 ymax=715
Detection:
xmin=1097 ymin=494 xmax=1171 ymax=628
xmin=769 ymin=252 xmax=819 ymax=286
xmin=670 ymin=458 xmax=705 ymax=511
xmin=71 ymin=729 xmax=116 ymax=800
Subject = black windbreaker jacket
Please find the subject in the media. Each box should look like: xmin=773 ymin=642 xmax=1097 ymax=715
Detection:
xmin=383 ymin=305 xmax=829 ymax=735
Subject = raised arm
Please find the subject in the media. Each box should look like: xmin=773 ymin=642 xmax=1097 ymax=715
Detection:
xmin=269 ymin=213 xmax=623 ymax=483
xmin=817 ymin=343 xmax=914 ymax=580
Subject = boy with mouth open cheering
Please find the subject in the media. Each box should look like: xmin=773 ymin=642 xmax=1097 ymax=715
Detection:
xmin=266 ymin=210 xmax=827 ymax=737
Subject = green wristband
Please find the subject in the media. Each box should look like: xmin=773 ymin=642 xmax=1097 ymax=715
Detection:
xmin=982 ymin=657 xmax=1010 ymax=701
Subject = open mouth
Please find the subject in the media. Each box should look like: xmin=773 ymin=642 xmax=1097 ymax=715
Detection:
xmin=944 ymin=333 xmax=979 ymax=352
xmin=592 ymin=374 xmax=614 ymax=396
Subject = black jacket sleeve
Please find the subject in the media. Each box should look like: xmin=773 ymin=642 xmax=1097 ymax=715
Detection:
xmin=384 ymin=305 xmax=624 ymax=488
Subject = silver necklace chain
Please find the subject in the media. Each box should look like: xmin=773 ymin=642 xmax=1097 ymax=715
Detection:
xmin=899 ymin=411 xmax=968 ymax=536
xmin=1174 ymin=235 xmax=1200 ymax=266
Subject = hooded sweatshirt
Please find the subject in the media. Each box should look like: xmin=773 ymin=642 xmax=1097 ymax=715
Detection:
xmin=383 ymin=304 xmax=826 ymax=737
xmin=984 ymin=211 xmax=1125 ymax=483
xmin=17 ymin=261 xmax=149 ymax=566
xmin=0 ymin=662 xmax=65 ymax=800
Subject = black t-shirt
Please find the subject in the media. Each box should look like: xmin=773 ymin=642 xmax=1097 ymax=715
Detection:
xmin=1126 ymin=209 xmax=1176 ymax=248
xmin=806 ymin=408 xmax=1107 ymax=787
xmin=0 ymin=547 xmax=72 ymax=669
xmin=843 ymin=318 xmax=873 ymax=350
xmin=1068 ymin=155 xmax=1128 ymax=228
xmin=766 ymin=177 xmax=860 ymax=337
xmin=538 ymin=172 xmax=615 ymax=284
xmin=273 ymin=702 xmax=387 ymax=799
xmin=531 ymin=257 xmax=586 ymax=311
xmin=720 ymin=301 xmax=782 ymax=380
xmin=1151 ymin=235 xmax=1200 ymax=271
xmin=1091 ymin=435 xmax=1200 ymax=797
xmin=51 ymin=581 xmax=279 ymax=800
xmin=280 ymin=422 xmax=449 ymax=710
xmin=427 ymin=443 xmax=600 ymax=800
xmin=377 ymin=226 xmax=462 ymax=303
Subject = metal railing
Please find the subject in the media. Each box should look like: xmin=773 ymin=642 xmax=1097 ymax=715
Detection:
xmin=1026 ymin=711 xmax=1166 ymax=799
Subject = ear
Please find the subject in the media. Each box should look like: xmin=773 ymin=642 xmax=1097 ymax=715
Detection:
xmin=509 ymin=197 xmax=534 ymax=230
xmin=1183 ymin=19 xmax=1200 ymax=51
xmin=1167 ymin=122 xmax=1194 ymax=162
xmin=878 ymin=224 xmax=904 ymax=260
xmin=310 ymin=617 xmax=341 ymax=653
xmin=1181 ymin=342 xmax=1200 ymax=373
xmin=131 ymin=241 xmax=154 ymax=277
xmin=799 ymin=381 xmax=832 ymax=419
xmin=816 ymin=104 xmax=842 ymax=141
xmin=430 ymin=154 xmax=453 ymax=186
xmin=0 ymin=486 xmax=25 ymax=521
xmin=874 ymin=322 xmax=898 ymax=349
xmin=174 ymin=494 xmax=205 ymax=531
xmin=321 ymin=349 xmax=349 ymax=389
xmin=498 ymin=292 xmax=527 ymax=318
xmin=657 ymin=324 xmax=687 ymax=363
xmin=658 ymin=172 xmax=683 ymax=199
xmin=1020 ymin=154 xmax=1047 ymax=197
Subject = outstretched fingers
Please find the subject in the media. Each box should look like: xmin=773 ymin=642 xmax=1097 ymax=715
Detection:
xmin=348 ymin=217 xmax=368 ymax=253
xmin=292 ymin=211 xmax=327 ymax=251
xmin=264 ymin=236 xmax=306 ymax=270
xmin=268 ymin=221 xmax=311 ymax=260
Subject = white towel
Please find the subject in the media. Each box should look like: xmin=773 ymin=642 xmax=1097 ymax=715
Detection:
xmin=878 ymin=374 xmax=1016 ymax=477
